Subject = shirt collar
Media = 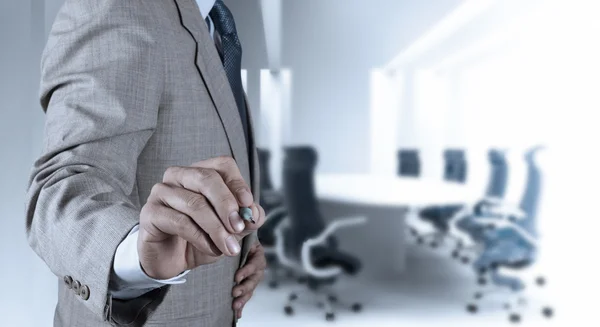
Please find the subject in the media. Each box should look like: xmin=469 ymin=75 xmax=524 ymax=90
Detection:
xmin=197 ymin=0 xmax=216 ymax=19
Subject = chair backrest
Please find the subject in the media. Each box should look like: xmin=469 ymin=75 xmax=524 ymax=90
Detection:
xmin=282 ymin=146 xmax=326 ymax=258
xmin=397 ymin=149 xmax=421 ymax=177
xmin=517 ymin=146 xmax=544 ymax=235
xmin=443 ymin=149 xmax=467 ymax=183
xmin=257 ymin=148 xmax=274 ymax=191
xmin=485 ymin=149 xmax=509 ymax=198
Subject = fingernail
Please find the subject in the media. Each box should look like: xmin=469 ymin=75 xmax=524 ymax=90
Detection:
xmin=229 ymin=212 xmax=245 ymax=233
xmin=226 ymin=236 xmax=241 ymax=255
xmin=237 ymin=189 xmax=253 ymax=205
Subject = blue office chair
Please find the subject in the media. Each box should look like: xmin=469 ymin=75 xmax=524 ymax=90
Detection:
xmin=256 ymin=148 xmax=291 ymax=289
xmin=462 ymin=146 xmax=553 ymax=323
xmin=449 ymin=149 xmax=510 ymax=261
xmin=397 ymin=149 xmax=421 ymax=177
xmin=274 ymin=146 xmax=366 ymax=321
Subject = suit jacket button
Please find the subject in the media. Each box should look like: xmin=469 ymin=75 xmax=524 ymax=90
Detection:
xmin=80 ymin=285 xmax=90 ymax=300
xmin=63 ymin=276 xmax=73 ymax=289
xmin=72 ymin=280 xmax=81 ymax=295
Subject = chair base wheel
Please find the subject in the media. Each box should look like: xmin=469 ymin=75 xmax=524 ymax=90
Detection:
xmin=351 ymin=303 xmax=362 ymax=312
xmin=325 ymin=313 xmax=335 ymax=321
xmin=268 ymin=281 xmax=278 ymax=289
xmin=461 ymin=257 xmax=470 ymax=264
xmin=289 ymin=293 xmax=298 ymax=301
xmin=284 ymin=306 xmax=294 ymax=316
xmin=542 ymin=307 xmax=554 ymax=318
xmin=467 ymin=304 xmax=478 ymax=313
xmin=416 ymin=237 xmax=424 ymax=245
xmin=509 ymin=313 xmax=521 ymax=323
xmin=430 ymin=242 xmax=438 ymax=248
xmin=451 ymin=250 xmax=459 ymax=258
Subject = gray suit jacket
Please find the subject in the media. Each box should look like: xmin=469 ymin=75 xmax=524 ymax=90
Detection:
xmin=25 ymin=0 xmax=259 ymax=326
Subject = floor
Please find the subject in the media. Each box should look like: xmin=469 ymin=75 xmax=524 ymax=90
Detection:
xmin=240 ymin=242 xmax=570 ymax=327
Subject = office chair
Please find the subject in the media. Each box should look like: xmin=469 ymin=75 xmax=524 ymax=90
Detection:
xmin=397 ymin=149 xmax=421 ymax=177
xmin=412 ymin=149 xmax=468 ymax=248
xmin=449 ymin=149 xmax=511 ymax=261
xmin=274 ymin=146 xmax=366 ymax=321
xmin=444 ymin=149 xmax=468 ymax=183
xmin=256 ymin=148 xmax=292 ymax=288
xmin=462 ymin=146 xmax=553 ymax=323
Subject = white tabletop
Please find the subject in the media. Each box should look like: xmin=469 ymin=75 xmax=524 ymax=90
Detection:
xmin=315 ymin=174 xmax=481 ymax=207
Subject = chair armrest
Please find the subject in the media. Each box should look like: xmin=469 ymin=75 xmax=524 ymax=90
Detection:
xmin=471 ymin=217 xmax=539 ymax=247
xmin=301 ymin=216 xmax=367 ymax=278
xmin=273 ymin=217 xmax=303 ymax=270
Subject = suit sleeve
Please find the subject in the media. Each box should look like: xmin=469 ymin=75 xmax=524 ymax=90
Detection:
xmin=25 ymin=0 xmax=165 ymax=324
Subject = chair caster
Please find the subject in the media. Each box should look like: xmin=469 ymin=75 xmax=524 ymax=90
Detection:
xmin=466 ymin=303 xmax=478 ymax=314
xmin=410 ymin=228 xmax=418 ymax=237
xmin=473 ymin=292 xmax=483 ymax=300
xmin=416 ymin=237 xmax=424 ymax=245
xmin=317 ymin=302 xmax=325 ymax=309
xmin=477 ymin=277 xmax=487 ymax=286
xmin=536 ymin=276 xmax=546 ymax=287
xmin=289 ymin=293 xmax=298 ymax=301
xmin=284 ymin=305 xmax=294 ymax=316
xmin=351 ymin=303 xmax=362 ymax=312
xmin=509 ymin=313 xmax=521 ymax=323
xmin=268 ymin=281 xmax=278 ymax=289
xmin=325 ymin=312 xmax=335 ymax=321
xmin=542 ymin=307 xmax=554 ymax=318
xmin=461 ymin=257 xmax=470 ymax=264
xmin=430 ymin=242 xmax=438 ymax=249
xmin=328 ymin=295 xmax=338 ymax=303
xmin=451 ymin=250 xmax=459 ymax=259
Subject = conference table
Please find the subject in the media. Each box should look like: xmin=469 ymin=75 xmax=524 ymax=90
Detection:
xmin=314 ymin=174 xmax=481 ymax=277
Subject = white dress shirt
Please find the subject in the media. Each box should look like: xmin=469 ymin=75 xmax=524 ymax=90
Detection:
xmin=109 ymin=0 xmax=217 ymax=300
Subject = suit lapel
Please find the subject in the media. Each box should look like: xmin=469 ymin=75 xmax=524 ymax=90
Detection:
xmin=174 ymin=0 xmax=258 ymax=264
xmin=173 ymin=0 xmax=249 ymax=179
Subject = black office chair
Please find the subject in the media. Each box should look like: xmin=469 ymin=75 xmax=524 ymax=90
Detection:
xmin=274 ymin=146 xmax=366 ymax=321
xmin=256 ymin=148 xmax=290 ymax=288
xmin=397 ymin=149 xmax=421 ymax=177
xmin=444 ymin=149 xmax=468 ymax=183
xmin=410 ymin=149 xmax=467 ymax=248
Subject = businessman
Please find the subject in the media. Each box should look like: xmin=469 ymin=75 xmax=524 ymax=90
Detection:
xmin=25 ymin=0 xmax=267 ymax=326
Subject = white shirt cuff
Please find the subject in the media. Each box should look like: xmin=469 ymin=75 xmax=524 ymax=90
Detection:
xmin=109 ymin=225 xmax=190 ymax=300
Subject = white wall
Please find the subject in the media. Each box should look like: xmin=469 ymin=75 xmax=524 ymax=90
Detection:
xmin=262 ymin=0 xmax=461 ymax=173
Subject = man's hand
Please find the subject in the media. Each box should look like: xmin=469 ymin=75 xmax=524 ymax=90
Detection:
xmin=232 ymin=241 xmax=267 ymax=319
xmin=137 ymin=156 xmax=266 ymax=280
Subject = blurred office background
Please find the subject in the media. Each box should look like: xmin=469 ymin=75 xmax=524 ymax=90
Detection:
xmin=2 ymin=0 xmax=600 ymax=326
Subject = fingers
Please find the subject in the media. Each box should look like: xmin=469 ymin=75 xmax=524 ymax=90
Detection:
xmin=148 ymin=183 xmax=242 ymax=256
xmin=139 ymin=202 xmax=222 ymax=259
xmin=235 ymin=251 xmax=266 ymax=283
xmin=233 ymin=291 xmax=253 ymax=312
xmin=232 ymin=272 xmax=263 ymax=310
xmin=163 ymin=166 xmax=245 ymax=234
xmin=191 ymin=156 xmax=254 ymax=207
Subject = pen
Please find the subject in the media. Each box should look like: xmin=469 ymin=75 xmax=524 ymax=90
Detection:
xmin=240 ymin=207 xmax=256 ymax=224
